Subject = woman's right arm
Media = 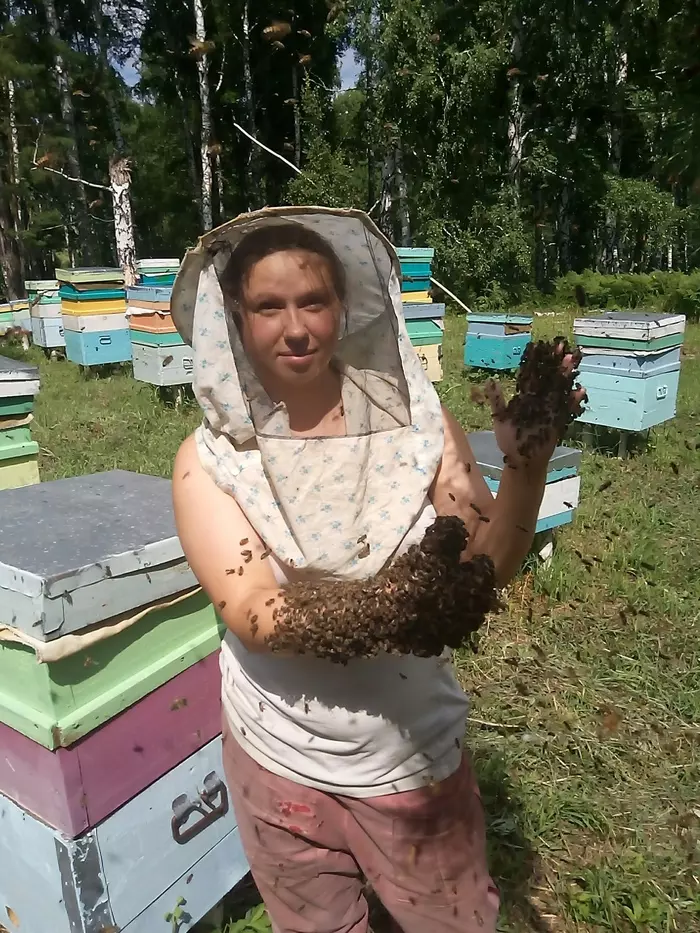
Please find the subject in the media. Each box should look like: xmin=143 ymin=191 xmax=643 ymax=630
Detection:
xmin=172 ymin=434 xmax=287 ymax=653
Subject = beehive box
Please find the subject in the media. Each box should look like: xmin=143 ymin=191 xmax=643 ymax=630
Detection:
xmin=403 ymin=301 xmax=445 ymax=322
xmin=575 ymin=312 xmax=685 ymax=432
xmin=63 ymin=327 xmax=133 ymax=366
xmin=0 ymin=466 xmax=246 ymax=933
xmin=0 ymin=470 xmax=199 ymax=642
xmin=0 ymin=735 xmax=247 ymax=933
xmin=0 ymin=649 xmax=222 ymax=836
xmin=132 ymin=341 xmax=194 ymax=386
xmin=0 ymin=356 xmax=40 ymax=489
xmin=137 ymin=258 xmax=180 ymax=289
xmin=469 ymin=430 xmax=582 ymax=532
xmin=464 ymin=313 xmax=533 ymax=371
xmin=57 ymin=270 xmax=131 ymax=366
xmin=10 ymin=299 xmax=30 ymax=332
xmin=30 ymin=316 xmax=64 ymax=348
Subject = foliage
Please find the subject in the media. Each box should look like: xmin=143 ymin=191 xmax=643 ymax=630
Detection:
xmin=224 ymin=904 xmax=272 ymax=933
xmin=554 ymin=269 xmax=700 ymax=321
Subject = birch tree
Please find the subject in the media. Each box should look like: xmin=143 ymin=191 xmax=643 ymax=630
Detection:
xmin=191 ymin=0 xmax=213 ymax=230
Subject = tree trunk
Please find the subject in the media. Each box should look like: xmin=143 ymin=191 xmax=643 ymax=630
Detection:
xmin=0 ymin=178 xmax=24 ymax=299
xmin=292 ymin=65 xmax=302 ymax=167
xmin=395 ymin=141 xmax=411 ymax=247
xmin=242 ymin=0 xmax=262 ymax=208
xmin=7 ymin=78 xmax=23 ymax=230
xmin=175 ymin=83 xmax=200 ymax=212
xmin=42 ymin=0 xmax=94 ymax=263
xmin=507 ymin=16 xmax=525 ymax=197
xmin=378 ymin=149 xmax=394 ymax=241
xmin=364 ymin=50 xmax=376 ymax=210
xmin=214 ymin=151 xmax=225 ymax=222
xmin=109 ymin=156 xmax=137 ymax=287
xmin=193 ymin=0 xmax=213 ymax=230
xmin=604 ymin=46 xmax=628 ymax=273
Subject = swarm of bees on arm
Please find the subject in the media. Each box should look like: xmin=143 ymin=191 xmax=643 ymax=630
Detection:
xmin=493 ymin=337 xmax=585 ymax=460
xmin=264 ymin=516 xmax=500 ymax=664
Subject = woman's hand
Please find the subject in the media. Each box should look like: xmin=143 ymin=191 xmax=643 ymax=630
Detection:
xmin=483 ymin=338 xmax=586 ymax=472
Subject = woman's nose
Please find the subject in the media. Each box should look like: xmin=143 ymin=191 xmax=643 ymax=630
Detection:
xmin=283 ymin=307 xmax=307 ymax=342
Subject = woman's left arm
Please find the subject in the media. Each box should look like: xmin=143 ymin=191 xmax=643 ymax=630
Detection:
xmin=431 ymin=405 xmax=546 ymax=587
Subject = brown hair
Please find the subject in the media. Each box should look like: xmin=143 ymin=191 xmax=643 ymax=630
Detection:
xmin=219 ymin=222 xmax=347 ymax=306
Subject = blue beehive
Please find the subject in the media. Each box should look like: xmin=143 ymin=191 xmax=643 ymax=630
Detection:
xmin=574 ymin=312 xmax=685 ymax=433
xmin=464 ymin=313 xmax=533 ymax=371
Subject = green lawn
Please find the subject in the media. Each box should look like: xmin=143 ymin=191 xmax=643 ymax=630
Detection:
xmin=5 ymin=309 xmax=700 ymax=933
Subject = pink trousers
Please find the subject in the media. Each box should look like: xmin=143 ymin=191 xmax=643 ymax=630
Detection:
xmin=222 ymin=726 xmax=500 ymax=933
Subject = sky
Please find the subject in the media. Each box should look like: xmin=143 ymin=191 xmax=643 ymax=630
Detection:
xmin=118 ymin=47 xmax=362 ymax=92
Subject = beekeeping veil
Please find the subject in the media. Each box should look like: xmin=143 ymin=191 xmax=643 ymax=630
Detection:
xmin=171 ymin=206 xmax=443 ymax=580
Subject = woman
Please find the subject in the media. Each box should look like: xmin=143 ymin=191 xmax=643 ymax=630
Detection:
xmin=171 ymin=207 xmax=583 ymax=933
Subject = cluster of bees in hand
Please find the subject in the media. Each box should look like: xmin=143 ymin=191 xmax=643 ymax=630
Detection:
xmin=494 ymin=338 xmax=585 ymax=460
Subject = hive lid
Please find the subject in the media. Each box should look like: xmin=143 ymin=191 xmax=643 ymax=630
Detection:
xmin=469 ymin=430 xmax=581 ymax=480
xmin=0 ymin=355 xmax=40 ymax=384
xmin=0 ymin=470 xmax=196 ymax=641
xmin=55 ymin=267 xmax=125 ymax=285
xmin=25 ymin=280 xmax=59 ymax=291
xmin=467 ymin=313 xmax=533 ymax=325
xmin=126 ymin=285 xmax=173 ymax=303
xmin=574 ymin=312 xmax=685 ymax=340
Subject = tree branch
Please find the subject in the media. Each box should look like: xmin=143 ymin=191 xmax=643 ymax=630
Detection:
xmin=32 ymin=163 xmax=110 ymax=191
xmin=232 ymin=121 xmax=308 ymax=179
xmin=31 ymin=136 xmax=109 ymax=191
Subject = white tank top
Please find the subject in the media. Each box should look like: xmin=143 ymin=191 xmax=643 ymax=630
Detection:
xmin=220 ymin=501 xmax=471 ymax=797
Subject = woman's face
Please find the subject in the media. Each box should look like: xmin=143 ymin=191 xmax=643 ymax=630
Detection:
xmin=236 ymin=248 xmax=343 ymax=388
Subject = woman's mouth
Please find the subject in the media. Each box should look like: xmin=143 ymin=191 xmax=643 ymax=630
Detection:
xmin=279 ymin=349 xmax=317 ymax=369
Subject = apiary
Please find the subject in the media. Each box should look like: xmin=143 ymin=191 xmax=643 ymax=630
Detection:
xmin=56 ymin=267 xmax=131 ymax=367
xmin=464 ymin=313 xmax=533 ymax=371
xmin=0 ymin=355 xmax=40 ymax=490
xmin=469 ymin=430 xmax=582 ymax=533
xmin=0 ymin=470 xmax=246 ymax=933
xmin=574 ymin=312 xmax=685 ymax=436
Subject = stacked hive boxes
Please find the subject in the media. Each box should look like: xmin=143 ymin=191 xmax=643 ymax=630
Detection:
xmin=27 ymin=279 xmax=64 ymax=352
xmin=0 ymin=471 xmax=248 ymax=933
xmin=0 ymin=301 xmax=13 ymax=335
xmin=397 ymin=247 xmax=444 ymax=383
xmin=470 ymin=430 xmax=582 ymax=533
xmin=11 ymin=298 xmax=31 ymax=340
xmin=574 ymin=311 xmax=685 ymax=434
xmin=464 ymin=313 xmax=533 ymax=371
xmin=128 ymin=260 xmax=193 ymax=387
xmin=57 ymin=267 xmax=131 ymax=367
xmin=0 ymin=355 xmax=40 ymax=490
xmin=0 ymin=298 xmax=30 ymax=338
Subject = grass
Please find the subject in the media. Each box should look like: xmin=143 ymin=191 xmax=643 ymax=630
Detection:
xmin=4 ymin=309 xmax=700 ymax=933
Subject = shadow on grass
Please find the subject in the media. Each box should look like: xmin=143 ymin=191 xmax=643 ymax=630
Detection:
xmin=472 ymin=749 xmax=550 ymax=933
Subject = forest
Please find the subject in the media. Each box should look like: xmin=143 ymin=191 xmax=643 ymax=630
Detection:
xmin=1 ymin=0 xmax=699 ymax=305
